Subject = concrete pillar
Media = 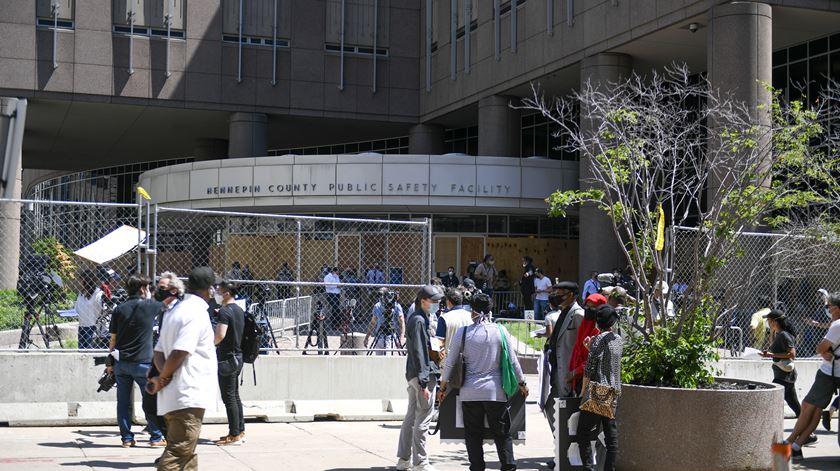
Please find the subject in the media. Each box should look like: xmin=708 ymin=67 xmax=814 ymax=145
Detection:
xmin=577 ymin=53 xmax=633 ymax=283
xmin=707 ymin=2 xmax=772 ymax=199
xmin=228 ymin=112 xmax=268 ymax=159
xmin=194 ymin=138 xmax=229 ymax=161
xmin=0 ymin=166 xmax=21 ymax=289
xmin=478 ymin=95 xmax=520 ymax=157
xmin=408 ymin=124 xmax=445 ymax=155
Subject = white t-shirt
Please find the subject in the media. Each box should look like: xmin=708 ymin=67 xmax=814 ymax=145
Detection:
xmin=154 ymin=293 xmax=218 ymax=416
xmin=324 ymin=273 xmax=341 ymax=294
xmin=534 ymin=276 xmax=552 ymax=301
xmin=74 ymin=289 xmax=103 ymax=327
xmin=819 ymin=319 xmax=840 ymax=377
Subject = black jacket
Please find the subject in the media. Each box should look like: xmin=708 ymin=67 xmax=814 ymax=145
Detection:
xmin=404 ymin=310 xmax=438 ymax=389
xmin=441 ymin=274 xmax=459 ymax=288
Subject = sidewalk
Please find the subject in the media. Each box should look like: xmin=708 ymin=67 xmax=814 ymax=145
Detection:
xmin=0 ymin=406 xmax=836 ymax=471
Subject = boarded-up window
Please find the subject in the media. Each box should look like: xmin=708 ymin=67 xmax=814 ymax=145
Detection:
xmin=325 ymin=0 xmax=389 ymax=48
xmin=37 ymin=0 xmax=74 ymax=20
xmin=222 ymin=0 xmax=291 ymax=38
xmin=113 ymin=0 xmax=185 ymax=29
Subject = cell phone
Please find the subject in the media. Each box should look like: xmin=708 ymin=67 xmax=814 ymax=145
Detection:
xmin=145 ymin=381 xmax=156 ymax=394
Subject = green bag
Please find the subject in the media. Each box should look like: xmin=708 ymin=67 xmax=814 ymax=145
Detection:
xmin=497 ymin=324 xmax=519 ymax=397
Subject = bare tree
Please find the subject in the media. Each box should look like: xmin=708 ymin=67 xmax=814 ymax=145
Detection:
xmin=519 ymin=64 xmax=840 ymax=342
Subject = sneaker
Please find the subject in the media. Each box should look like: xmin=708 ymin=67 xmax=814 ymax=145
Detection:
xmin=395 ymin=458 xmax=411 ymax=470
xmin=823 ymin=410 xmax=832 ymax=431
xmin=804 ymin=434 xmax=818 ymax=446
xmin=121 ymin=439 xmax=136 ymax=448
xmin=149 ymin=439 xmax=167 ymax=448
xmin=215 ymin=435 xmax=243 ymax=446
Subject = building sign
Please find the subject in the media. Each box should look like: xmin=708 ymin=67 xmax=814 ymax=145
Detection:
xmin=139 ymin=155 xmax=574 ymax=208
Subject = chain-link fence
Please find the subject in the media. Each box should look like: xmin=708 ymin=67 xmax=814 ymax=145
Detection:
xmin=0 ymin=199 xmax=432 ymax=353
xmin=673 ymin=227 xmax=840 ymax=357
xmin=153 ymin=206 xmax=431 ymax=354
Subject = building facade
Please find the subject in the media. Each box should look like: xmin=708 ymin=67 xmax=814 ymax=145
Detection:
xmin=2 ymin=0 xmax=840 ymax=283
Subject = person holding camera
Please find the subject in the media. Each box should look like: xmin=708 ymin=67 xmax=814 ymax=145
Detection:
xmin=473 ymin=254 xmax=497 ymax=297
xmin=364 ymin=288 xmax=405 ymax=354
xmin=214 ymin=281 xmax=246 ymax=446
xmin=439 ymin=293 xmax=528 ymax=471
xmin=108 ymin=274 xmax=165 ymax=448
xmin=396 ymin=285 xmax=443 ymax=471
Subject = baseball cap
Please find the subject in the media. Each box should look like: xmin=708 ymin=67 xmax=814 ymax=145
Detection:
xmin=188 ymin=266 xmax=221 ymax=291
xmin=418 ymin=284 xmax=444 ymax=302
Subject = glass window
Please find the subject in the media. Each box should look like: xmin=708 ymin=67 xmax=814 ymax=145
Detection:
xmin=534 ymin=124 xmax=548 ymax=157
xmin=432 ymin=215 xmax=486 ymax=233
xmin=521 ymin=127 xmax=535 ymax=157
xmin=772 ymin=49 xmax=787 ymax=66
xmin=809 ymin=55 xmax=828 ymax=103
xmin=539 ymin=216 xmax=568 ymax=237
xmin=810 ymin=37 xmax=828 ymax=56
xmin=788 ymin=61 xmax=807 ymax=102
xmin=488 ymin=215 xmax=508 ymax=234
xmin=509 ymin=215 xmax=538 ymax=235
xmin=789 ymin=43 xmax=807 ymax=62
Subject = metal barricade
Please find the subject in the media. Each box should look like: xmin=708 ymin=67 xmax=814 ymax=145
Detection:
xmin=495 ymin=317 xmax=547 ymax=358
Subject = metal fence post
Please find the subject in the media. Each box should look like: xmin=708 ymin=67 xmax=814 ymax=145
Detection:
xmin=296 ymin=219 xmax=302 ymax=348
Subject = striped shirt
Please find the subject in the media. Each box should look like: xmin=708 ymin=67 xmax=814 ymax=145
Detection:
xmin=442 ymin=321 xmax=526 ymax=402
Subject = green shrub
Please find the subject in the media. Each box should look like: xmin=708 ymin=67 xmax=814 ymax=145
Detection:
xmin=0 ymin=289 xmax=24 ymax=331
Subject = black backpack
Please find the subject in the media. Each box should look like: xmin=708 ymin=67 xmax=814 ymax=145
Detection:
xmin=240 ymin=310 xmax=263 ymax=384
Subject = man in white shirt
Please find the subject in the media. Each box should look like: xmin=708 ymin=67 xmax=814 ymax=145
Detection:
xmin=533 ymin=268 xmax=553 ymax=321
xmin=787 ymin=292 xmax=840 ymax=459
xmin=147 ymin=267 xmax=219 ymax=471
xmin=434 ymin=288 xmax=473 ymax=355
xmin=324 ymin=267 xmax=341 ymax=327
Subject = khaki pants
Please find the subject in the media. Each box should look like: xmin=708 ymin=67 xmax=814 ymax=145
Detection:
xmin=158 ymin=408 xmax=205 ymax=471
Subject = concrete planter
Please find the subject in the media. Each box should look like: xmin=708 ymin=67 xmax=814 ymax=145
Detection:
xmin=616 ymin=378 xmax=783 ymax=471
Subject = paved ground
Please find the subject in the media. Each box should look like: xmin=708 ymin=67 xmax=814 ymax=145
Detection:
xmin=0 ymin=407 xmax=837 ymax=471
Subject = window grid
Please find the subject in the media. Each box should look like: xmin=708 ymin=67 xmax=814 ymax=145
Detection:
xmin=520 ymin=113 xmax=578 ymax=161
xmin=444 ymin=126 xmax=478 ymax=155
xmin=269 ymin=136 xmax=409 ymax=156
xmin=223 ymin=34 xmax=290 ymax=47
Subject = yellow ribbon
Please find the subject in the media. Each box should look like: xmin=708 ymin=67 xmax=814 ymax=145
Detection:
xmin=136 ymin=186 xmax=152 ymax=201
xmin=655 ymin=204 xmax=665 ymax=251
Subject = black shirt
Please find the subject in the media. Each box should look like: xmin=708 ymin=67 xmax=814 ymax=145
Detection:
xmin=769 ymin=331 xmax=797 ymax=383
xmin=217 ymin=303 xmax=245 ymax=359
xmin=109 ymin=297 xmax=164 ymax=364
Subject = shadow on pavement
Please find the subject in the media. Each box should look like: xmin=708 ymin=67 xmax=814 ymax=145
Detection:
xmin=793 ymin=458 xmax=840 ymax=471
xmin=60 ymin=461 xmax=149 ymax=469
xmin=73 ymin=430 xmax=120 ymax=439
xmin=39 ymin=440 xmax=119 ymax=449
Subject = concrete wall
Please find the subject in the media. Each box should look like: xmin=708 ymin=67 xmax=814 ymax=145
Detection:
xmin=0 ymin=353 xmax=407 ymax=425
xmin=716 ymin=358 xmax=822 ymax=417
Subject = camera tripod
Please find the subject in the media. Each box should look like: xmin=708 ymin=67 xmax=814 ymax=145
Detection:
xmin=303 ymin=301 xmax=329 ymax=355
xmin=250 ymin=301 xmax=279 ymax=351
xmin=18 ymin=296 xmax=63 ymax=350
xmin=367 ymin=325 xmax=404 ymax=356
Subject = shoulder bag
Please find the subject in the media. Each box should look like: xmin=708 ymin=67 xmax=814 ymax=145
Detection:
xmin=579 ymin=333 xmax=619 ymax=419
xmin=447 ymin=327 xmax=467 ymax=388
xmin=497 ymin=324 xmax=520 ymax=397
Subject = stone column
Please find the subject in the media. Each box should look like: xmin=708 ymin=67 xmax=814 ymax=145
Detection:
xmin=0 ymin=166 xmax=21 ymax=289
xmin=577 ymin=53 xmax=633 ymax=283
xmin=227 ymin=112 xmax=268 ymax=159
xmin=408 ymin=124 xmax=445 ymax=155
xmin=194 ymin=138 xmax=229 ymax=162
xmin=478 ymin=95 xmax=520 ymax=157
xmin=707 ymin=2 xmax=772 ymax=199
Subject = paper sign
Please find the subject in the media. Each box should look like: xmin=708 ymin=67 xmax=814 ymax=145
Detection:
xmin=74 ymin=225 xmax=147 ymax=265
xmin=742 ymin=347 xmax=763 ymax=360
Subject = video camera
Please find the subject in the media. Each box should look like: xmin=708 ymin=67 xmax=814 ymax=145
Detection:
xmin=17 ymin=254 xmax=62 ymax=309
xmin=377 ymin=288 xmax=399 ymax=334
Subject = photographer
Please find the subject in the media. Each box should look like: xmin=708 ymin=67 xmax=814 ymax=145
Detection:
xmin=214 ymin=281 xmax=246 ymax=446
xmin=364 ymin=288 xmax=405 ymax=354
xmin=108 ymin=274 xmax=165 ymax=448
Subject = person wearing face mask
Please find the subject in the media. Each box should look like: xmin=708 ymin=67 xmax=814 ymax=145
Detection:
xmin=147 ymin=267 xmax=220 ymax=471
xmin=441 ymin=266 xmax=459 ymax=288
xmin=473 ymin=254 xmax=497 ymax=297
xmin=520 ymin=256 xmax=536 ymax=312
xmin=214 ymin=281 xmax=246 ymax=446
xmin=533 ymin=268 xmax=553 ymax=321
xmin=396 ymin=285 xmax=443 ymax=471
xmin=568 ymin=293 xmax=608 ymax=395
xmin=540 ymin=281 xmax=583 ymax=469
xmin=108 ymin=274 xmax=166 ymax=448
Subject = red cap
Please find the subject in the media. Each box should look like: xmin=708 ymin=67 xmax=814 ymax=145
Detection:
xmin=584 ymin=293 xmax=608 ymax=306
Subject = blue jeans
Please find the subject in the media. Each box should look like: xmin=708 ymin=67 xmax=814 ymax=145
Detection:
xmin=115 ymin=361 xmax=163 ymax=443
xmin=77 ymin=326 xmax=96 ymax=349
xmin=534 ymin=299 xmax=548 ymax=321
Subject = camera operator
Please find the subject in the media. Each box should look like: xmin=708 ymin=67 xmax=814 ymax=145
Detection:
xmin=108 ymin=274 xmax=165 ymax=448
xmin=364 ymin=288 xmax=405 ymax=354
xmin=441 ymin=267 xmax=459 ymax=289
xmin=75 ymin=270 xmax=104 ymax=349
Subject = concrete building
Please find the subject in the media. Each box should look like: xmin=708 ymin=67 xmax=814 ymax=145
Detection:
xmin=2 ymin=0 xmax=839 ymax=283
